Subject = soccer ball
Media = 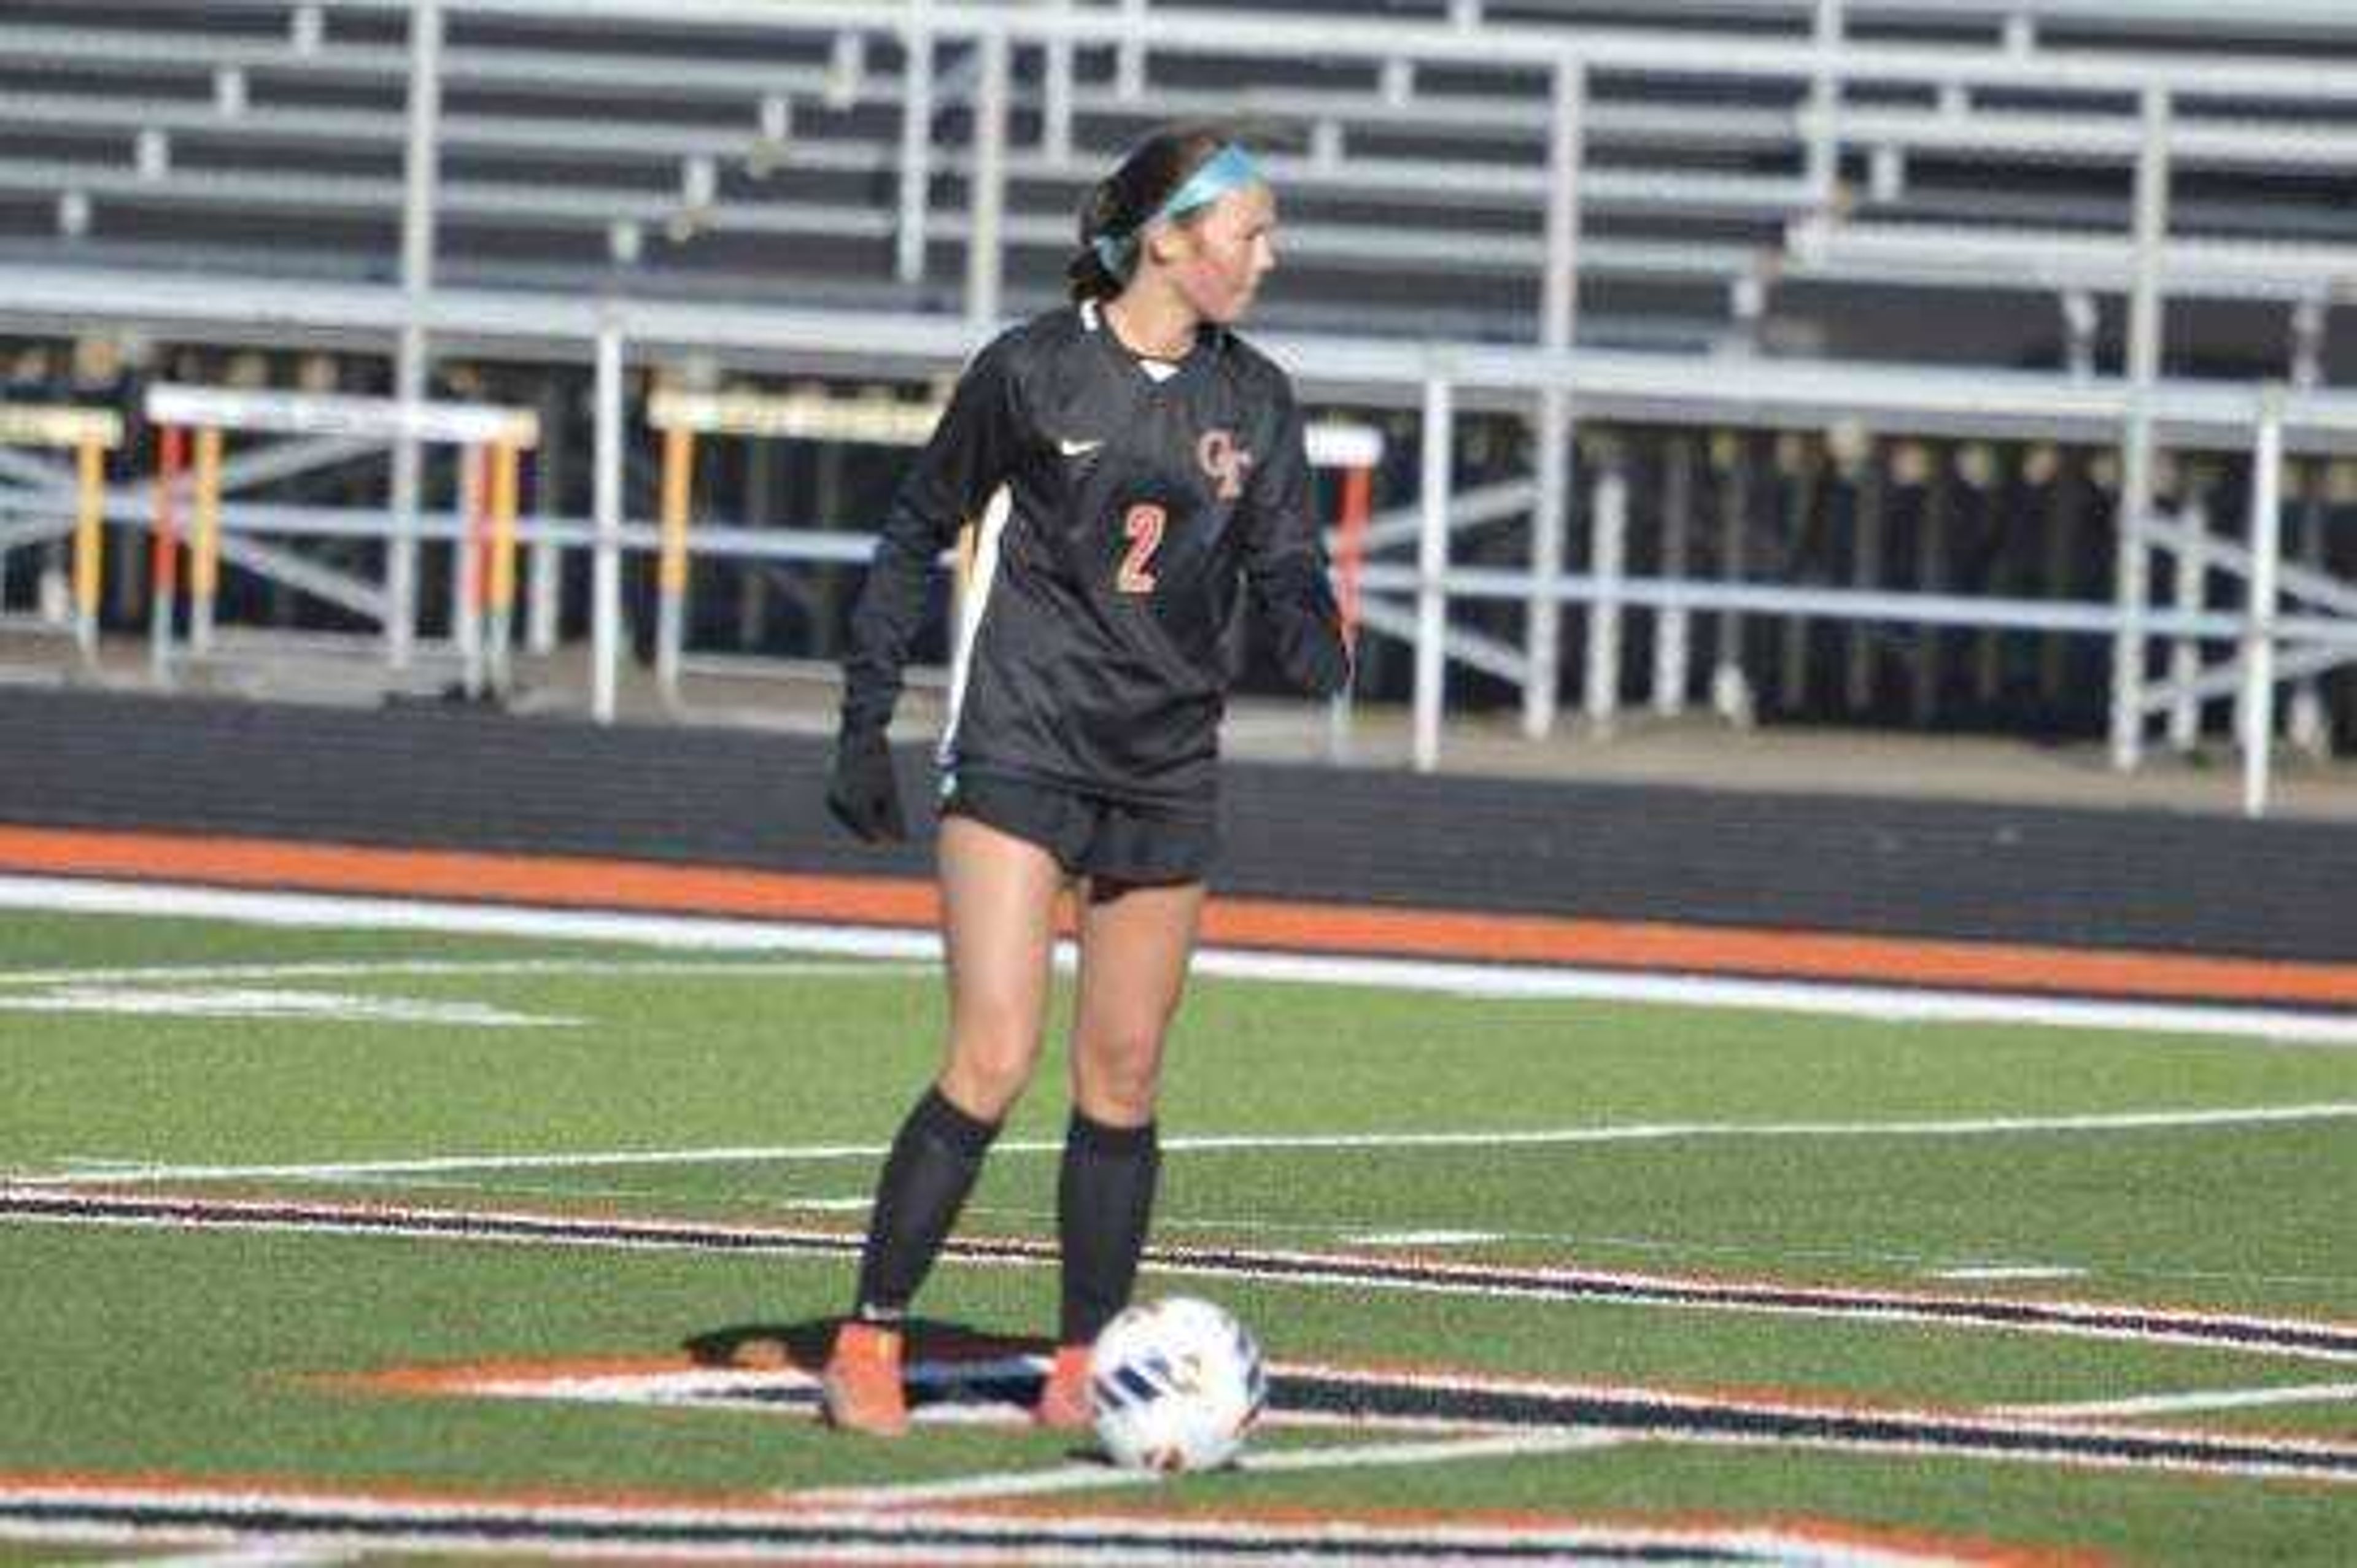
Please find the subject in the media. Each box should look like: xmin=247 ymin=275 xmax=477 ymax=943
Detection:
xmin=1087 ymin=1296 xmax=1266 ymax=1473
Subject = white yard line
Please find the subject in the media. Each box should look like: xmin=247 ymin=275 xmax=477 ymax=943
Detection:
xmin=23 ymin=1102 xmax=2357 ymax=1189
xmin=1353 ymin=1229 xmax=1507 ymax=1248
xmin=1995 ymin=1380 xmax=2357 ymax=1419
xmin=1240 ymin=1428 xmax=1626 ymax=1473
xmin=0 ymin=876 xmax=943 ymax=962
xmin=0 ymin=985 xmax=576 ymax=1028
xmin=12 ymin=1189 xmax=2354 ymax=1370
xmin=5 ymin=873 xmax=2355 ymax=1045
xmin=1195 ymin=947 xmax=2357 ymax=1045
xmin=1145 ymin=1104 xmax=2357 ymax=1149
xmin=797 ymin=1429 xmax=1624 ymax=1507
xmin=0 ymin=957 xmax=926 ymax=988
xmin=97 ymin=1551 xmax=357 ymax=1568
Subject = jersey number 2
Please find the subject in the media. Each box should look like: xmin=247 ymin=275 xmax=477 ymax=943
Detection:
xmin=1118 ymin=503 xmax=1165 ymax=595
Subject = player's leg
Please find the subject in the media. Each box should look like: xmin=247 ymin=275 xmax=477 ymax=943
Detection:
xmin=934 ymin=812 xmax=1068 ymax=1123
xmin=823 ymin=813 xmax=1064 ymax=1434
xmin=1035 ymin=873 xmax=1206 ymax=1427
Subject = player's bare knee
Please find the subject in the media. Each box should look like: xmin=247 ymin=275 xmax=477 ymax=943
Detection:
xmin=1072 ymin=1032 xmax=1165 ymax=1121
xmin=943 ymin=1031 xmax=1042 ymax=1118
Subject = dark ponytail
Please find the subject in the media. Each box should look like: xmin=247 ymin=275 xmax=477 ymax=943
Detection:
xmin=1067 ymin=123 xmax=1234 ymax=303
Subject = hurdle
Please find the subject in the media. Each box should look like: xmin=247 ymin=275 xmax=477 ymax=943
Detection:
xmin=646 ymin=385 xmax=943 ymax=708
xmin=0 ymin=404 xmax=125 ymax=669
xmin=648 ymin=387 xmax=1384 ymax=725
xmin=142 ymin=385 xmax=538 ymax=696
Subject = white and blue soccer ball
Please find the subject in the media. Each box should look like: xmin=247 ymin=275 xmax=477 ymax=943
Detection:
xmin=1087 ymin=1295 xmax=1267 ymax=1473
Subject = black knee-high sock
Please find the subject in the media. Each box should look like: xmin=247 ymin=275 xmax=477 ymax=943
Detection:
xmin=1057 ymin=1111 xmax=1160 ymax=1346
xmin=851 ymin=1086 xmax=1000 ymax=1323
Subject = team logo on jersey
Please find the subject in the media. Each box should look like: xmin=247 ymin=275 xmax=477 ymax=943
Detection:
xmin=1196 ymin=429 xmax=1253 ymax=501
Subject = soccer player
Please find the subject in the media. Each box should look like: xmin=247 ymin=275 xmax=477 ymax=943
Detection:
xmin=819 ymin=125 xmax=1350 ymax=1435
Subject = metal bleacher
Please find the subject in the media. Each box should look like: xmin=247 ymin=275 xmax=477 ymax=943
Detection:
xmin=1 ymin=0 xmax=2355 ymax=811
xmin=4 ymin=1 xmax=2356 ymax=346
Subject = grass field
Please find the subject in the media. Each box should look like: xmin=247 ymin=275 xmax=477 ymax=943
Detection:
xmin=2 ymin=898 xmax=2353 ymax=1564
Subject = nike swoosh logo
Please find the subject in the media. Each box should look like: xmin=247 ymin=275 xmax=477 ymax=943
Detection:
xmin=1058 ymin=438 xmax=1104 ymax=457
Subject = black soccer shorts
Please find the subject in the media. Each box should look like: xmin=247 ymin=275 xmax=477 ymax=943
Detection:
xmin=940 ymin=768 xmax=1218 ymax=886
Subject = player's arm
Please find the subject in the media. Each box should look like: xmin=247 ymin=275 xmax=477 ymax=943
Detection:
xmin=830 ymin=338 xmax=1023 ymax=841
xmin=1239 ymin=379 xmax=1351 ymax=699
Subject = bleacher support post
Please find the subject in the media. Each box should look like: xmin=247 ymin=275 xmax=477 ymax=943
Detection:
xmin=2287 ymin=298 xmax=2329 ymax=757
xmin=592 ymin=317 xmax=626 ymax=725
xmin=1582 ymin=451 xmax=1627 ymax=733
xmin=1653 ymin=436 xmax=1694 ymax=718
xmin=2038 ymin=448 xmax=2086 ymax=705
xmin=894 ymin=7 xmax=934 ymax=287
xmin=1911 ymin=442 xmax=1949 ymax=729
xmin=965 ymin=29 xmax=1008 ymax=333
xmin=390 ymin=0 xmax=446 ymax=675
xmin=1835 ymin=425 xmax=1879 ymax=715
xmin=2110 ymin=84 xmax=2172 ymax=772
xmin=1778 ymin=434 xmax=1819 ymax=716
xmin=2166 ymin=486 xmax=2210 ymax=754
xmin=1525 ymin=55 xmax=1585 ymax=741
xmin=1414 ymin=369 xmax=1454 ymax=773
xmin=1041 ymin=0 xmax=1075 ymax=158
xmin=1804 ymin=0 xmax=1844 ymax=210
xmin=1711 ymin=433 xmax=1754 ymax=727
xmin=2240 ymin=387 xmax=2285 ymax=818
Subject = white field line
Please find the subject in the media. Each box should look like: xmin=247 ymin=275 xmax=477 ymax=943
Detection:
xmin=13 ymin=1189 xmax=2356 ymax=1370
xmin=0 ymin=957 xmax=927 ymax=988
xmin=23 ymin=1102 xmax=2357 ymax=1189
xmin=5 ymin=873 xmax=2356 ymax=1046
xmin=1353 ymin=1229 xmax=1508 ymax=1247
xmin=1995 ymin=1380 xmax=2357 ymax=1420
xmin=797 ymin=1429 xmax=1625 ymax=1508
xmin=0 ymin=1486 xmax=1972 ymax=1568
xmin=963 ymin=1203 xmax=2357 ymax=1290
xmin=0 ymin=985 xmax=576 ymax=1028
xmin=1198 ymin=947 xmax=2357 ymax=1045
xmin=0 ymin=875 xmax=943 ymax=962
xmin=109 ymin=1551 xmax=358 ymax=1567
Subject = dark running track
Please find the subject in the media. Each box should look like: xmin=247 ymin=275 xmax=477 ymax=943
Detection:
xmin=0 ymin=687 xmax=2351 ymax=974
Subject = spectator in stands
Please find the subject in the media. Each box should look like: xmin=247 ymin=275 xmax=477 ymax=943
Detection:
xmin=818 ymin=123 xmax=1349 ymax=1435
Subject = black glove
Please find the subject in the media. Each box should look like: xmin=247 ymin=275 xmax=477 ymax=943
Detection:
xmin=1258 ymin=558 xmax=1352 ymax=698
xmin=826 ymin=722 xmax=907 ymax=843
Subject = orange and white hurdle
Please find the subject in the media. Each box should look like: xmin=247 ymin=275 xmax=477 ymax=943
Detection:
xmin=142 ymin=385 xmax=537 ymax=696
xmin=646 ymin=385 xmax=943 ymax=708
xmin=0 ymin=403 xmax=124 ymax=669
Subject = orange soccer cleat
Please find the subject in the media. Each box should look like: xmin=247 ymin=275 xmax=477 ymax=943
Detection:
xmin=818 ymin=1320 xmax=909 ymax=1436
xmin=1032 ymin=1342 xmax=1095 ymax=1431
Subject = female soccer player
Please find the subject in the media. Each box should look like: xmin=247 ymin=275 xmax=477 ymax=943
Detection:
xmin=818 ymin=125 xmax=1350 ymax=1435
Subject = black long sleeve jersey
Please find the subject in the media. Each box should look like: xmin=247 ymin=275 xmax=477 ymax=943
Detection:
xmin=842 ymin=298 xmax=1341 ymax=810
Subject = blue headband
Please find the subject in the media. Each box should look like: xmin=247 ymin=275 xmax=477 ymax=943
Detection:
xmin=1091 ymin=144 xmax=1263 ymax=280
